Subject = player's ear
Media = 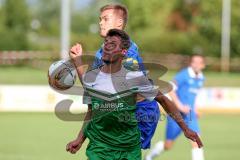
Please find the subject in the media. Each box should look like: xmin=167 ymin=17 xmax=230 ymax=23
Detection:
xmin=117 ymin=18 xmax=124 ymax=28
xmin=121 ymin=49 xmax=127 ymax=56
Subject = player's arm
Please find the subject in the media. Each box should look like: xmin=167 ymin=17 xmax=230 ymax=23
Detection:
xmin=66 ymin=105 xmax=92 ymax=154
xmin=154 ymin=92 xmax=203 ymax=148
xmin=69 ymin=43 xmax=85 ymax=82
xmin=169 ymin=81 xmax=190 ymax=114
xmin=133 ymin=71 xmax=202 ymax=148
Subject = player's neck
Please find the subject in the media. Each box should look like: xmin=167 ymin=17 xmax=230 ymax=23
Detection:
xmin=101 ymin=61 xmax=122 ymax=74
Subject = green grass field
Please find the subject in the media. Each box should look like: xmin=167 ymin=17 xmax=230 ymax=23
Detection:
xmin=0 ymin=112 xmax=239 ymax=160
xmin=0 ymin=66 xmax=239 ymax=86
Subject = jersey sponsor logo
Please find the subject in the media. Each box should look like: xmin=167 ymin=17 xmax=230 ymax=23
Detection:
xmin=93 ymin=102 xmax=124 ymax=111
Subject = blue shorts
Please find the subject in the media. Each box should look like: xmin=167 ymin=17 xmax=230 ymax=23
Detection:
xmin=166 ymin=112 xmax=200 ymax=140
xmin=136 ymin=100 xmax=160 ymax=149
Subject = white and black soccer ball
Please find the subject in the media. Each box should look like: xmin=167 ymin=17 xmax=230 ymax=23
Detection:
xmin=48 ymin=59 xmax=76 ymax=90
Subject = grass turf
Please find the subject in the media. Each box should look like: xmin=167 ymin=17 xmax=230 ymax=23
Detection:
xmin=0 ymin=112 xmax=239 ymax=160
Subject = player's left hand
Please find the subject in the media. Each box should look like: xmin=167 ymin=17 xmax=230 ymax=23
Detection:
xmin=69 ymin=43 xmax=83 ymax=60
xmin=183 ymin=129 xmax=203 ymax=148
xmin=66 ymin=139 xmax=82 ymax=154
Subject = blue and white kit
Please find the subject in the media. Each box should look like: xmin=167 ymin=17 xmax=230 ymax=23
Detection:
xmin=166 ymin=67 xmax=205 ymax=140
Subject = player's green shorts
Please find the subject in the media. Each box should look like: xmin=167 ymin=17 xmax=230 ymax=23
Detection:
xmin=86 ymin=141 xmax=141 ymax=160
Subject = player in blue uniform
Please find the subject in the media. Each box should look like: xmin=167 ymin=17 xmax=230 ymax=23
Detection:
xmin=91 ymin=4 xmax=160 ymax=149
xmin=146 ymin=54 xmax=205 ymax=160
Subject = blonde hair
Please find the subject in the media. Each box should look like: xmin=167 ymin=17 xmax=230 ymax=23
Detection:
xmin=100 ymin=4 xmax=128 ymax=29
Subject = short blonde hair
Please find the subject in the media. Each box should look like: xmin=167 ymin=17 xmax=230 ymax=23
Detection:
xmin=100 ymin=4 xmax=128 ymax=29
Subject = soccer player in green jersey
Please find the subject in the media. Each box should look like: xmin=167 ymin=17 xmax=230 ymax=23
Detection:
xmin=66 ymin=29 xmax=203 ymax=160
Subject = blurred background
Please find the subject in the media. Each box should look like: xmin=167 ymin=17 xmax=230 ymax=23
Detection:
xmin=0 ymin=0 xmax=239 ymax=160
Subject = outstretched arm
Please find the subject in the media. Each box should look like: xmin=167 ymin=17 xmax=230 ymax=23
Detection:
xmin=154 ymin=91 xmax=203 ymax=148
xmin=67 ymin=43 xmax=93 ymax=154
xmin=69 ymin=43 xmax=85 ymax=82
xmin=66 ymin=105 xmax=92 ymax=154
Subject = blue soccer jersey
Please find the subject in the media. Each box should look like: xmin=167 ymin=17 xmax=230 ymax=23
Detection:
xmin=92 ymin=40 xmax=145 ymax=72
xmin=174 ymin=67 xmax=205 ymax=110
xmin=92 ymin=40 xmax=159 ymax=149
xmin=166 ymin=67 xmax=205 ymax=140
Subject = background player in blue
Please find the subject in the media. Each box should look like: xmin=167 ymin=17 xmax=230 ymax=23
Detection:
xmin=91 ymin=4 xmax=160 ymax=149
xmin=146 ymin=54 xmax=205 ymax=160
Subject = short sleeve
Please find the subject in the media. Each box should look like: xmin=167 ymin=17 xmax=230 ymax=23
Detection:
xmin=173 ymin=69 xmax=186 ymax=87
xmin=81 ymin=70 xmax=99 ymax=104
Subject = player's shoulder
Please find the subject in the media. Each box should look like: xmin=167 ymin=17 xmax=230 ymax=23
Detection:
xmin=174 ymin=68 xmax=188 ymax=82
xmin=130 ymin=40 xmax=139 ymax=50
xmin=83 ymin=66 xmax=101 ymax=84
xmin=198 ymin=72 xmax=205 ymax=81
xmin=95 ymin=47 xmax=103 ymax=58
xmin=123 ymin=67 xmax=145 ymax=80
xmin=127 ymin=40 xmax=140 ymax=55
xmin=180 ymin=67 xmax=189 ymax=73
xmin=176 ymin=67 xmax=188 ymax=76
xmin=85 ymin=66 xmax=101 ymax=75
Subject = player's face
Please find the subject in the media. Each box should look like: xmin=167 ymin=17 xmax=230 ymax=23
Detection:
xmin=190 ymin=56 xmax=205 ymax=73
xmin=99 ymin=9 xmax=121 ymax=37
xmin=102 ymin=36 xmax=125 ymax=64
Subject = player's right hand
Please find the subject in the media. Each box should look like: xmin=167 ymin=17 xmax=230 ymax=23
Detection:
xmin=69 ymin=43 xmax=83 ymax=60
xmin=66 ymin=139 xmax=82 ymax=154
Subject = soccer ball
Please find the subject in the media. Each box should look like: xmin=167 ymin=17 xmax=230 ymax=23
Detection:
xmin=48 ymin=59 xmax=76 ymax=90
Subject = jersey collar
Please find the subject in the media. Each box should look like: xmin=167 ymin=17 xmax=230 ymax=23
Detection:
xmin=187 ymin=67 xmax=203 ymax=79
